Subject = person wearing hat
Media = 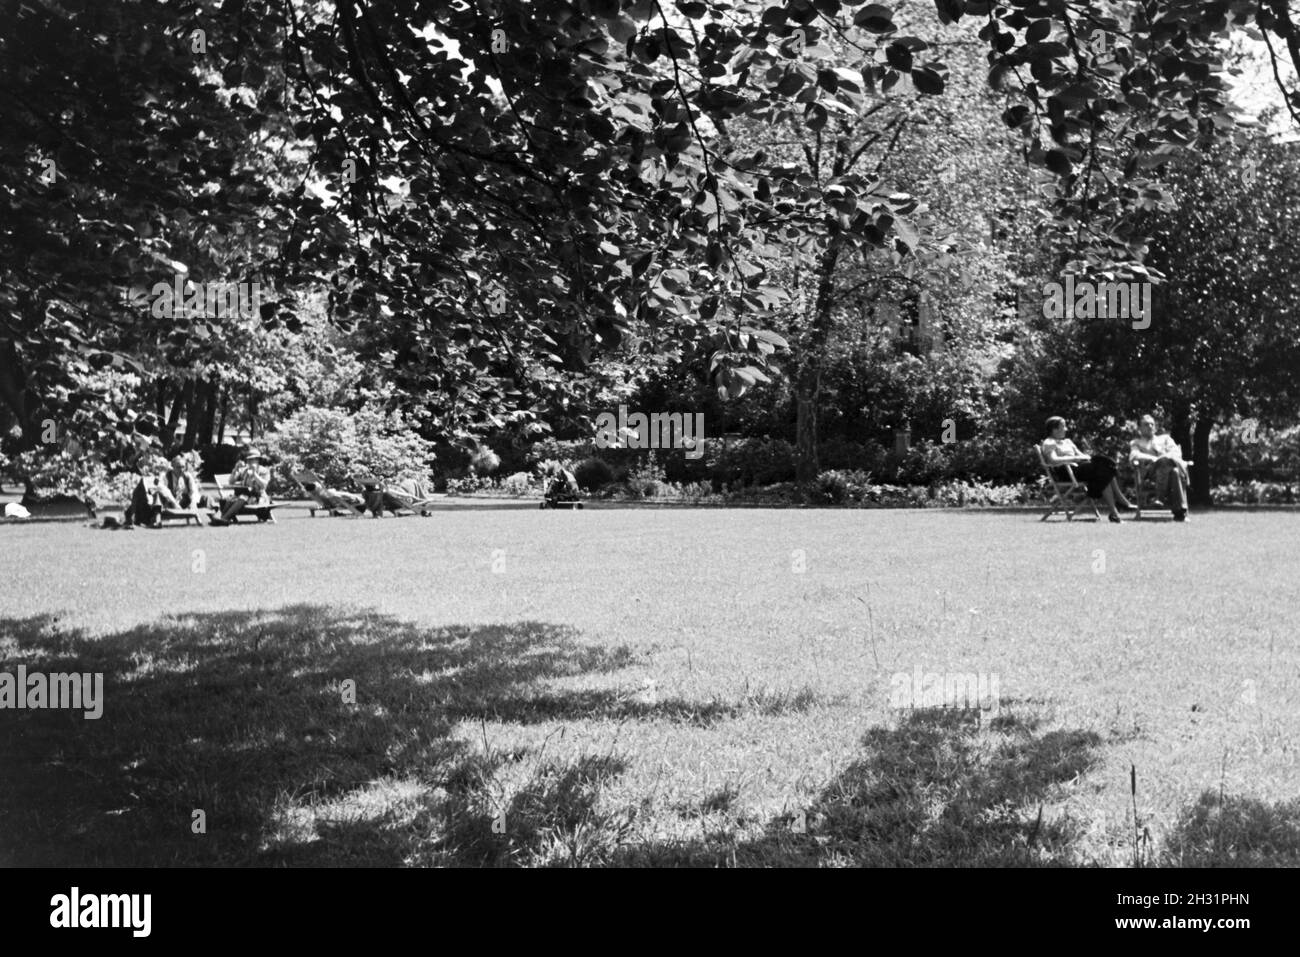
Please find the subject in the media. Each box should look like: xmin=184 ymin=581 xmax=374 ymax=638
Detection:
xmin=211 ymin=447 xmax=272 ymax=525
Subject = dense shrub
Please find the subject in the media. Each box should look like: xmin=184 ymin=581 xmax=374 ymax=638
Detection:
xmin=892 ymin=441 xmax=952 ymax=485
xmin=526 ymin=437 xmax=595 ymax=467
xmin=500 ymin=471 xmax=534 ymax=495
xmin=626 ymin=454 xmax=667 ymax=497
xmin=445 ymin=475 xmax=496 ymax=496
xmin=469 ymin=446 xmax=501 ymax=475
xmin=819 ymin=437 xmax=883 ymax=473
xmin=1212 ymin=480 xmax=1299 ymax=505
xmin=816 ymin=470 xmax=851 ymax=504
xmin=574 ymin=457 xmax=615 ymax=491
xmin=264 ymin=405 xmax=436 ymax=489
xmin=711 ymin=437 xmax=797 ymax=486
xmin=10 ymin=449 xmax=138 ymax=505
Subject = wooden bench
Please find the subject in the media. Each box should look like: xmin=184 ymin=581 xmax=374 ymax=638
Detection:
xmin=159 ymin=508 xmax=204 ymax=526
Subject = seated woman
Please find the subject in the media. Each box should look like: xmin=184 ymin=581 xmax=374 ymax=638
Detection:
xmin=126 ymin=456 xmax=179 ymax=528
xmin=210 ymin=448 xmax=272 ymax=525
xmin=1041 ymin=416 xmax=1133 ymax=523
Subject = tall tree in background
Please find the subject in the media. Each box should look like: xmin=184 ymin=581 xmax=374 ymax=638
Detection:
xmin=1077 ymin=129 xmax=1300 ymax=503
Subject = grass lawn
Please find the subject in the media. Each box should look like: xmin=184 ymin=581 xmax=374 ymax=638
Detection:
xmin=1 ymin=504 xmax=1298 ymax=866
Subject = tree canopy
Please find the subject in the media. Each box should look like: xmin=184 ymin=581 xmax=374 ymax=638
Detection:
xmin=1 ymin=0 xmax=1295 ymax=491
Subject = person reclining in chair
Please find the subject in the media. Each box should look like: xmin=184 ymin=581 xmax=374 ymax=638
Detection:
xmin=1129 ymin=414 xmax=1191 ymax=522
xmin=210 ymin=448 xmax=272 ymax=525
xmin=1041 ymin=416 xmax=1133 ymax=523
xmin=366 ymin=475 xmax=435 ymax=516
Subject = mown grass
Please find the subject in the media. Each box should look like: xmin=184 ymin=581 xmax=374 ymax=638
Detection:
xmin=1 ymin=505 xmax=1297 ymax=866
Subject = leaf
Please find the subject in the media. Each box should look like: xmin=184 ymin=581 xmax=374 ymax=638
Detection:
xmin=1025 ymin=19 xmax=1052 ymax=43
xmin=910 ymin=66 xmax=945 ymax=95
xmin=885 ymin=42 xmax=913 ymax=71
xmin=607 ymin=16 xmax=638 ymax=44
xmin=934 ymin=0 xmax=963 ymax=25
xmin=1045 ymin=149 xmax=1073 ymax=176
xmin=747 ymin=328 xmax=790 ymax=350
xmin=893 ymin=216 xmax=920 ymax=251
xmin=853 ymin=4 xmax=896 ymax=33
xmin=1002 ymin=104 xmax=1031 ymax=128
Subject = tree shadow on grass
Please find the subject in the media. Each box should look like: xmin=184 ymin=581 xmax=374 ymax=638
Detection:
xmin=621 ymin=705 xmax=1108 ymax=867
xmin=1159 ymin=791 xmax=1300 ymax=867
xmin=0 ymin=607 xmax=644 ymax=866
xmin=7 ymin=611 xmax=1200 ymax=867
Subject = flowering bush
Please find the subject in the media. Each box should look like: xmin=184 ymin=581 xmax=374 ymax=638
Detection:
xmin=469 ymin=446 xmax=501 ymax=475
xmin=444 ymin=475 xmax=496 ymax=496
xmin=500 ymin=471 xmax=534 ymax=495
xmin=11 ymin=449 xmax=138 ymax=505
xmin=625 ymin=453 xmax=667 ymax=497
xmin=1212 ymin=480 xmax=1298 ymax=505
xmin=264 ymin=405 xmax=436 ymax=488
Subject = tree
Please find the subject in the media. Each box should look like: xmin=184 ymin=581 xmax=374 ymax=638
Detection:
xmin=0 ymin=0 xmax=1274 ymax=487
xmin=1075 ymin=128 xmax=1300 ymax=503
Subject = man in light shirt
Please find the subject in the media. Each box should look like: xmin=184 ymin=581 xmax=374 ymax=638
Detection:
xmin=1130 ymin=414 xmax=1191 ymax=521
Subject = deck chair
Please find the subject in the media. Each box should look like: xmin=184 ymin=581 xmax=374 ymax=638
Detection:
xmin=1127 ymin=461 xmax=1157 ymax=519
xmin=212 ymin=473 xmax=280 ymax=523
xmin=158 ymin=507 xmax=203 ymax=526
xmin=1036 ymin=444 xmax=1101 ymax=522
xmin=1129 ymin=457 xmax=1192 ymax=519
xmin=293 ymin=470 xmax=365 ymax=517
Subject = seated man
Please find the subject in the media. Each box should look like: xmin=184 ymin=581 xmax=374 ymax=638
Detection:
xmin=210 ymin=448 xmax=272 ymax=525
xmin=1129 ymin=414 xmax=1192 ymax=521
xmin=164 ymin=454 xmax=201 ymax=510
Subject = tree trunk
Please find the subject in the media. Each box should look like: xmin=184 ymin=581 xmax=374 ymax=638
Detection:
xmin=794 ymin=233 xmax=846 ymax=483
xmin=1191 ymin=416 xmax=1213 ymax=506
xmin=217 ymin=386 xmax=230 ymax=445
xmin=795 ymin=373 xmax=819 ymax=482
xmin=182 ymin=378 xmax=201 ymax=449
xmin=0 ymin=339 xmax=39 ymax=453
xmin=198 ymin=379 xmax=219 ymax=446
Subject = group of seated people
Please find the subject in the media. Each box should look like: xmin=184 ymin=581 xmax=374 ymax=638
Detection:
xmin=1042 ymin=413 xmax=1192 ymax=523
xmin=124 ymin=447 xmax=272 ymax=527
xmin=125 ymin=452 xmax=203 ymax=528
